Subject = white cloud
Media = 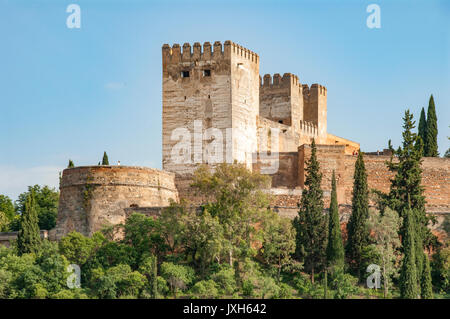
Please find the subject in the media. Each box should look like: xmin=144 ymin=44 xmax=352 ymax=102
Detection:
xmin=0 ymin=165 xmax=62 ymax=201
xmin=104 ymin=82 xmax=126 ymax=90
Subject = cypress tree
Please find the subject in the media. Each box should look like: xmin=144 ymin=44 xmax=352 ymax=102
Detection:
xmin=424 ymin=95 xmax=438 ymax=157
xmin=400 ymin=204 xmax=418 ymax=299
xmin=382 ymin=110 xmax=435 ymax=279
xmin=17 ymin=190 xmax=41 ymax=255
xmin=386 ymin=110 xmax=425 ymax=215
xmin=421 ymin=253 xmax=433 ymax=299
xmin=293 ymin=139 xmax=327 ymax=283
xmin=326 ymin=170 xmax=344 ymax=271
xmin=68 ymin=159 xmax=74 ymax=168
xmin=413 ymin=208 xmax=425 ymax=291
xmin=346 ymin=151 xmax=369 ymax=278
xmin=418 ymin=107 xmax=426 ymax=147
xmin=152 ymin=256 xmax=158 ymax=299
xmin=102 ymin=152 xmax=109 ymax=165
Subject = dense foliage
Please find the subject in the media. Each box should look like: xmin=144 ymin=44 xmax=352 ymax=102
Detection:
xmin=13 ymin=185 xmax=59 ymax=231
xmin=0 ymin=159 xmax=448 ymax=299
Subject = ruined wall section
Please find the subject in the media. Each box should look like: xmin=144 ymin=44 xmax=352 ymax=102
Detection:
xmin=54 ymin=166 xmax=178 ymax=239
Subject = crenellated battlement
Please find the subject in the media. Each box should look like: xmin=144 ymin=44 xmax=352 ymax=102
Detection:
xmin=162 ymin=40 xmax=259 ymax=65
xmin=299 ymin=120 xmax=318 ymax=137
xmin=260 ymin=73 xmax=301 ymax=89
xmin=302 ymin=83 xmax=327 ymax=98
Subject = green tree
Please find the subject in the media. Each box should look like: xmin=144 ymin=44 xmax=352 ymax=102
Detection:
xmin=346 ymin=151 xmax=369 ymax=279
xmin=181 ymin=209 xmax=225 ymax=276
xmin=329 ymin=269 xmax=358 ymax=299
xmin=444 ymin=131 xmax=450 ymax=158
xmin=261 ymin=214 xmax=296 ymax=282
xmin=189 ymin=280 xmax=219 ymax=298
xmin=0 ymin=211 xmax=9 ymax=232
xmin=381 ymin=110 xmax=435 ymax=280
xmin=160 ymin=262 xmax=195 ymax=298
xmin=59 ymin=231 xmax=105 ymax=265
xmin=102 ymin=152 xmax=109 ymax=165
xmin=68 ymin=160 xmax=75 ymax=168
xmin=121 ymin=213 xmax=166 ymax=265
xmin=91 ymin=264 xmax=146 ymax=298
xmin=0 ymin=195 xmax=15 ymax=222
xmin=17 ymin=190 xmax=41 ymax=255
xmin=159 ymin=201 xmax=189 ymax=254
xmin=367 ymin=208 xmax=402 ymax=298
xmin=384 ymin=111 xmax=426 ymax=215
xmin=421 ymin=253 xmax=433 ymax=299
xmin=209 ymin=265 xmax=236 ymax=295
xmin=430 ymin=243 xmax=450 ymax=293
xmin=424 ymin=95 xmax=438 ymax=157
xmin=326 ymin=171 xmax=344 ymax=271
xmin=190 ymin=163 xmax=271 ymax=267
xmin=138 ymin=255 xmax=158 ymax=299
xmin=400 ymin=205 xmax=419 ymax=299
xmin=418 ymin=107 xmax=427 ymax=146
xmin=15 ymin=185 xmax=59 ymax=230
xmin=293 ymin=139 xmax=327 ymax=283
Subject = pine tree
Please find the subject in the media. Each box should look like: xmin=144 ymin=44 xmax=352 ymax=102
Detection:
xmin=346 ymin=151 xmax=369 ymax=278
xmin=102 ymin=152 xmax=109 ymax=165
xmin=326 ymin=170 xmax=344 ymax=271
xmin=17 ymin=190 xmax=41 ymax=255
xmin=400 ymin=205 xmax=418 ymax=299
xmin=418 ymin=107 xmax=426 ymax=146
xmin=293 ymin=139 xmax=327 ymax=283
xmin=424 ymin=95 xmax=438 ymax=157
xmin=421 ymin=253 xmax=433 ymax=299
xmin=68 ymin=159 xmax=74 ymax=168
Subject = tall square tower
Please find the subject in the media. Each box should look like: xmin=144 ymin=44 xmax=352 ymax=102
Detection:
xmin=162 ymin=41 xmax=260 ymax=176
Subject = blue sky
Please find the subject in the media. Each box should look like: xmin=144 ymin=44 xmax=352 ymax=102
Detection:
xmin=0 ymin=0 xmax=449 ymax=200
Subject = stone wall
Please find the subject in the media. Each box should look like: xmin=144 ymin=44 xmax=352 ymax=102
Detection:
xmin=0 ymin=230 xmax=48 ymax=248
xmin=260 ymin=73 xmax=303 ymax=130
xmin=302 ymin=84 xmax=327 ymax=143
xmin=297 ymin=144 xmax=450 ymax=213
xmin=162 ymin=41 xmax=260 ymax=176
xmin=54 ymin=166 xmax=178 ymax=239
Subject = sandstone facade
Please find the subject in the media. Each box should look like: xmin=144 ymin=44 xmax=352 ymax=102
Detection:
xmin=162 ymin=40 xmax=358 ymax=180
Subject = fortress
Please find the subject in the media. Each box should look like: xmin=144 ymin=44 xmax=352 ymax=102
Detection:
xmin=49 ymin=41 xmax=449 ymax=241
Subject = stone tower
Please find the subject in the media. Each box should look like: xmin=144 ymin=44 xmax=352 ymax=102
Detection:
xmin=302 ymin=84 xmax=327 ymax=143
xmin=162 ymin=41 xmax=260 ymax=176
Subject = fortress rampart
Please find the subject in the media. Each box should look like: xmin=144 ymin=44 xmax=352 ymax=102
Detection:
xmin=33 ymin=40 xmax=446 ymax=244
xmin=53 ymin=166 xmax=178 ymax=239
xmin=261 ymin=145 xmax=450 ymax=215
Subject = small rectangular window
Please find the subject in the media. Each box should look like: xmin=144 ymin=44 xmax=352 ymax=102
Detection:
xmin=181 ymin=71 xmax=190 ymax=78
xmin=203 ymin=69 xmax=211 ymax=77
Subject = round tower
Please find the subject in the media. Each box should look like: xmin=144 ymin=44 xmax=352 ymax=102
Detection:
xmin=54 ymin=166 xmax=178 ymax=239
